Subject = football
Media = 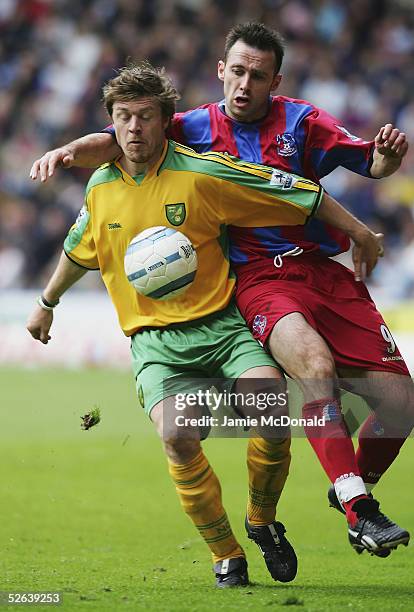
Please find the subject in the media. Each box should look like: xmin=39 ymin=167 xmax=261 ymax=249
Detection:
xmin=124 ymin=226 xmax=198 ymax=300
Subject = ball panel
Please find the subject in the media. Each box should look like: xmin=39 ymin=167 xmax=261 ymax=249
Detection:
xmin=147 ymin=270 xmax=197 ymax=300
xmin=124 ymin=226 xmax=198 ymax=300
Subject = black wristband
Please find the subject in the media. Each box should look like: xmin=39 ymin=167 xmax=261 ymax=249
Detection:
xmin=41 ymin=295 xmax=60 ymax=308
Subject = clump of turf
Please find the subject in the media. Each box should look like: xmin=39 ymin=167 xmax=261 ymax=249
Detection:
xmin=81 ymin=406 xmax=101 ymax=430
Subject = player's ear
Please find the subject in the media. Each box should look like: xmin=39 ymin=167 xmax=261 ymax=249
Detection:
xmin=271 ymin=74 xmax=282 ymax=92
xmin=218 ymin=60 xmax=225 ymax=82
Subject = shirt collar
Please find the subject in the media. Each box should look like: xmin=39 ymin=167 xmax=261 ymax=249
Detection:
xmin=114 ymin=139 xmax=170 ymax=185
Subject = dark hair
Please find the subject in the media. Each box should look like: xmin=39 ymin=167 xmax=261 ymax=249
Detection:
xmin=224 ymin=22 xmax=284 ymax=73
xmin=102 ymin=61 xmax=180 ymax=118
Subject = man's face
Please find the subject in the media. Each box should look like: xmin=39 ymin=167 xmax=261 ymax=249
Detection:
xmin=218 ymin=40 xmax=282 ymax=123
xmin=112 ymin=98 xmax=169 ymax=167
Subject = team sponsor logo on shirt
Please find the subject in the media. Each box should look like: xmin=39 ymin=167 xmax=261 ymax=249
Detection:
xmin=253 ymin=314 xmax=267 ymax=336
xmin=276 ymin=133 xmax=297 ymax=157
xmin=165 ymin=203 xmax=186 ymax=226
xmin=108 ymin=222 xmax=122 ymax=230
xmin=270 ymin=169 xmax=298 ymax=189
xmin=335 ymin=125 xmax=366 ymax=143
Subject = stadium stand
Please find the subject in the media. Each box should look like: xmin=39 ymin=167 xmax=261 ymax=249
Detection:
xmin=1 ymin=0 xmax=413 ymax=302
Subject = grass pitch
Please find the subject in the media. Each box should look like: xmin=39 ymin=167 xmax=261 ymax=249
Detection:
xmin=1 ymin=368 xmax=413 ymax=611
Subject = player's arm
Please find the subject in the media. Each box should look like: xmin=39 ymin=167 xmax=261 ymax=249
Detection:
xmin=316 ymin=192 xmax=383 ymax=280
xmin=370 ymin=123 xmax=408 ymax=178
xmin=29 ymin=109 xmax=187 ymax=182
xmin=26 ymin=252 xmax=87 ymax=344
xmin=215 ymin=158 xmax=382 ymax=280
xmin=303 ymin=108 xmax=408 ymax=179
xmin=30 ymin=132 xmax=121 ymax=182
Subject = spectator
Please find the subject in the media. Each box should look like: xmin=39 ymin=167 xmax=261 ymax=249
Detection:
xmin=1 ymin=0 xmax=413 ymax=301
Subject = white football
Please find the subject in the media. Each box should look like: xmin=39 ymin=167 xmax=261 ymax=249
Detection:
xmin=124 ymin=226 xmax=198 ymax=300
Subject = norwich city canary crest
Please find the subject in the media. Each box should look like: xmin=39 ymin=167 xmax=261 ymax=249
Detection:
xmin=165 ymin=203 xmax=186 ymax=226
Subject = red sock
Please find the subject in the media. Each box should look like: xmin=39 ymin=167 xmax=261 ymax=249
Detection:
xmin=302 ymin=398 xmax=360 ymax=482
xmin=342 ymin=495 xmax=369 ymax=527
xmin=356 ymin=413 xmax=407 ymax=486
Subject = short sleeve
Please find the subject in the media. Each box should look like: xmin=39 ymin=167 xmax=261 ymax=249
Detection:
xmin=63 ymin=201 xmax=99 ymax=269
xmin=302 ymin=107 xmax=375 ymax=179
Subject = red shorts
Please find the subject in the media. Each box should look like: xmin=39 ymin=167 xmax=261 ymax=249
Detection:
xmin=235 ymin=255 xmax=409 ymax=375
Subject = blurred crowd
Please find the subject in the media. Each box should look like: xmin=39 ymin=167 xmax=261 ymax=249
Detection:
xmin=1 ymin=0 xmax=414 ymax=301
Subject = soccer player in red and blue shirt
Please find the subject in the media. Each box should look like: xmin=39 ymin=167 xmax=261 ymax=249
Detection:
xmin=31 ymin=22 xmax=412 ymax=560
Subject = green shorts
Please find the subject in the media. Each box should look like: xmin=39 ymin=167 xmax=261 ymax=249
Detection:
xmin=130 ymin=301 xmax=277 ymax=416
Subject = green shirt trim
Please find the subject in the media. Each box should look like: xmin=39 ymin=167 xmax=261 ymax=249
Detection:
xmin=64 ymin=206 xmax=90 ymax=253
xmin=85 ymin=163 xmax=122 ymax=197
xmin=167 ymin=142 xmax=321 ymax=214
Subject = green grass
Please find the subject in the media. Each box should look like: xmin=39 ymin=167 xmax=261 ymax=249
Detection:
xmin=0 ymin=368 xmax=413 ymax=611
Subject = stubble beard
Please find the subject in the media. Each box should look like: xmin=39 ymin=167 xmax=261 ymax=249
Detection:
xmin=126 ymin=151 xmax=151 ymax=164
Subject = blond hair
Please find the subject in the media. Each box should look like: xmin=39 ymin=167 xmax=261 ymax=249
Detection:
xmin=103 ymin=61 xmax=180 ymax=119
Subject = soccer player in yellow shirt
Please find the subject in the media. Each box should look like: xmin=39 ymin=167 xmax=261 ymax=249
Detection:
xmin=27 ymin=62 xmax=383 ymax=588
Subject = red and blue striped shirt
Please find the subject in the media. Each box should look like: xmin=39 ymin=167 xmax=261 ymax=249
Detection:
xmin=105 ymin=95 xmax=374 ymax=265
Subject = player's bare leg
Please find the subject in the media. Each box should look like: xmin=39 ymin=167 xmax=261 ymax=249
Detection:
xmin=268 ymin=312 xmax=338 ymax=400
xmin=325 ymin=368 xmax=411 ymax=553
xmin=267 ymin=313 xmax=409 ymax=555
xmin=338 ymin=368 xmax=414 ymax=491
xmin=235 ymin=365 xmax=297 ymax=582
xmin=268 ymin=312 xmax=366 ymax=507
xmin=151 ymin=399 xmax=248 ymax=587
xmin=268 ymin=314 xmax=410 ymax=555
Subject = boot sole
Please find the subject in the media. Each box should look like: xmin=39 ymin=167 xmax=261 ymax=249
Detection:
xmin=348 ymin=532 xmax=410 ymax=556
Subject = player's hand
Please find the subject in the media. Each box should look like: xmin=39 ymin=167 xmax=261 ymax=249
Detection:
xmin=352 ymin=231 xmax=384 ymax=281
xmin=371 ymin=124 xmax=408 ymax=177
xmin=375 ymin=124 xmax=408 ymax=158
xmin=30 ymin=147 xmax=75 ymax=182
xmin=26 ymin=305 xmax=53 ymax=344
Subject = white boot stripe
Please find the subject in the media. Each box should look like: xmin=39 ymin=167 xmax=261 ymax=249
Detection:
xmin=269 ymin=523 xmax=280 ymax=543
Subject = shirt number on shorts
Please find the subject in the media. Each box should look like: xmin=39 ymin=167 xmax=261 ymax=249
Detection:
xmin=380 ymin=324 xmax=396 ymax=354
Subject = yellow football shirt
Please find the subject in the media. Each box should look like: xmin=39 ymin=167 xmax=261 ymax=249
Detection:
xmin=64 ymin=140 xmax=323 ymax=335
